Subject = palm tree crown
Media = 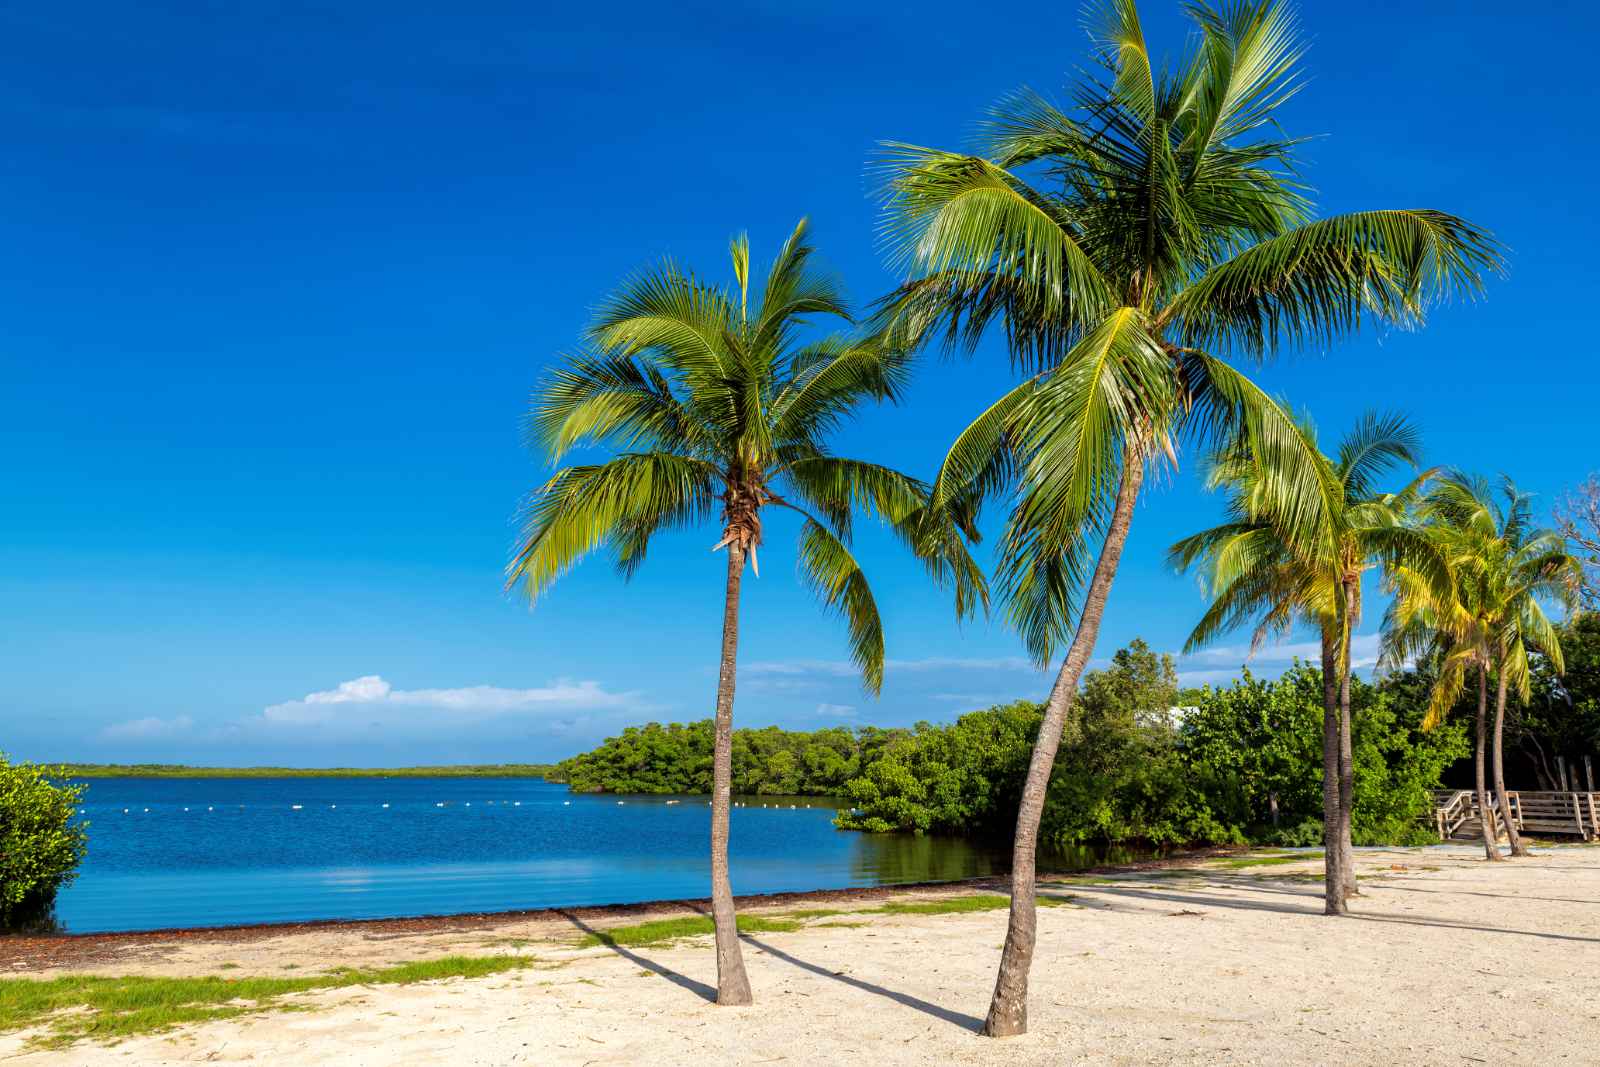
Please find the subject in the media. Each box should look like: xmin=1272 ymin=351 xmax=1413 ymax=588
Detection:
xmin=509 ymin=218 xmax=980 ymax=689
xmin=1170 ymin=411 xmax=1444 ymax=666
xmin=878 ymin=0 xmax=1499 ymax=659
xmin=1385 ymin=474 xmax=1581 ymax=727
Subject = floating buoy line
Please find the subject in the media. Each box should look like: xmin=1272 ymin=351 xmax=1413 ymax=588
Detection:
xmin=110 ymin=795 xmax=819 ymax=813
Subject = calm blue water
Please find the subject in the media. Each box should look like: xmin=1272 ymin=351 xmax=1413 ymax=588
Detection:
xmin=58 ymin=778 xmax=1037 ymax=933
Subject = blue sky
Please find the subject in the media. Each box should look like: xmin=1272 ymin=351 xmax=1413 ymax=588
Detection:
xmin=4 ymin=1 xmax=1596 ymax=765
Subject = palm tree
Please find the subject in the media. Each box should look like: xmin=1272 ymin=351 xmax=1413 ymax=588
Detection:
xmin=874 ymin=0 xmax=1498 ymax=1035
xmin=508 ymin=219 xmax=981 ymax=1005
xmin=1169 ymin=412 xmax=1447 ymax=914
xmin=1385 ymin=475 xmax=1579 ymax=859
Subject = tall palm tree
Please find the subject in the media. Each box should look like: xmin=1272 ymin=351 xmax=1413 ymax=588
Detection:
xmin=508 ymin=219 xmax=981 ymax=1005
xmin=1169 ymin=412 xmax=1446 ymax=914
xmin=874 ymin=0 xmax=1498 ymax=1035
xmin=1385 ymin=475 xmax=1579 ymax=859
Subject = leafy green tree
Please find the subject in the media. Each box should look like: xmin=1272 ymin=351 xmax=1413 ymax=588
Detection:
xmin=1183 ymin=666 xmax=1468 ymax=845
xmin=1385 ymin=475 xmax=1580 ymax=857
xmin=875 ymin=0 xmax=1496 ymax=1031
xmin=1170 ymin=412 xmax=1444 ymax=912
xmin=509 ymin=220 xmax=978 ymax=1005
xmin=1523 ymin=615 xmax=1600 ymax=785
xmin=1179 ymin=668 xmax=1321 ymax=833
xmin=835 ymin=645 xmax=1465 ymax=849
xmin=1 ymin=755 xmax=88 ymax=932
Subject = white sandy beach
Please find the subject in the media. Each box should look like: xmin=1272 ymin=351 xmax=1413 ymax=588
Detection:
xmin=5 ymin=845 xmax=1598 ymax=1066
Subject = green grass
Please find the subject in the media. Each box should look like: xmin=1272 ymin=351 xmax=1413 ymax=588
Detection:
xmin=0 ymin=955 xmax=539 ymax=1049
xmin=1210 ymin=851 xmax=1324 ymax=870
xmin=872 ymin=894 xmax=1013 ymax=915
xmin=784 ymin=908 xmax=854 ymax=919
xmin=586 ymin=892 xmax=1082 ymax=949
xmin=577 ymin=914 xmax=803 ymax=949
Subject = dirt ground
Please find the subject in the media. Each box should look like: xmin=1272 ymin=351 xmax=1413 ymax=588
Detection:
xmin=3 ymin=844 xmax=1597 ymax=1065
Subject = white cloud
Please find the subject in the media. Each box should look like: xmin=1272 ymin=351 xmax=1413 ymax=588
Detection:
xmin=1175 ymin=632 xmax=1382 ymax=672
xmin=101 ymin=715 xmax=194 ymax=740
xmin=931 ymin=693 xmax=1010 ymax=707
xmin=257 ymin=675 xmax=638 ymax=728
xmin=99 ymin=675 xmax=646 ymax=748
xmin=814 ymin=703 xmax=856 ymax=718
xmin=744 ymin=655 xmax=1041 ymax=678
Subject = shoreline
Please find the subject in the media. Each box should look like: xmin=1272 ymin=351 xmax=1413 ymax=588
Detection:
xmin=2 ymin=845 xmax=1241 ymax=972
xmin=4 ymin=844 xmax=1596 ymax=1065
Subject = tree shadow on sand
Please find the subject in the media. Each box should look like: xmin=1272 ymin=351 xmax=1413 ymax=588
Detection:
xmin=740 ymin=935 xmax=983 ymax=1032
xmin=1061 ymin=882 xmax=1600 ymax=944
xmin=555 ymin=910 xmax=716 ymax=1003
xmin=557 ymin=906 xmax=982 ymax=1030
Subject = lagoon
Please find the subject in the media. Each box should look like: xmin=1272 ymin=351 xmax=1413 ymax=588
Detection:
xmin=59 ymin=777 xmax=1148 ymax=934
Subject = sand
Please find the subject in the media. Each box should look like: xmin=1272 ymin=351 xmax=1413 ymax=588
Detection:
xmin=4 ymin=844 xmax=1598 ymax=1065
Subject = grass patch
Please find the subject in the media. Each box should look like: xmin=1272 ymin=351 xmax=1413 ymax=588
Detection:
xmin=784 ymin=908 xmax=853 ymax=919
xmin=577 ymin=914 xmax=802 ymax=949
xmin=1038 ymin=894 xmax=1079 ymax=908
xmin=1211 ymin=851 xmax=1324 ymax=870
xmin=814 ymin=921 xmax=869 ymax=929
xmin=0 ymin=955 xmax=538 ymax=1049
xmin=873 ymin=894 xmax=1012 ymax=915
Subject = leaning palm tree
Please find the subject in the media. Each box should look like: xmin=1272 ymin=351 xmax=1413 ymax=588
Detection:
xmin=508 ymin=219 xmax=981 ymax=1005
xmin=1170 ymin=412 xmax=1446 ymax=914
xmin=875 ymin=0 xmax=1498 ymax=1035
xmin=1385 ymin=475 xmax=1579 ymax=859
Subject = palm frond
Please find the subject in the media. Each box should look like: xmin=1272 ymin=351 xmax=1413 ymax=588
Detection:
xmin=1166 ymin=209 xmax=1502 ymax=357
xmin=796 ymin=519 xmax=887 ymax=693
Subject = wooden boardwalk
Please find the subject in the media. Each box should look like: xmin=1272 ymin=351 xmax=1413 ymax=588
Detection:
xmin=1433 ymin=789 xmax=1600 ymax=841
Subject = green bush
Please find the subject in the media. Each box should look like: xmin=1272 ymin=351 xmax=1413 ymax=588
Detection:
xmin=554 ymin=720 xmax=909 ymax=796
xmin=834 ymin=643 xmax=1467 ymax=849
xmin=1182 ymin=664 xmax=1469 ymax=845
xmin=837 ymin=641 xmax=1241 ymax=847
xmin=0 ymin=755 xmax=89 ymax=932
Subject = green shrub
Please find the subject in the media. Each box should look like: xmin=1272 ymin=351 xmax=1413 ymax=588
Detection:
xmin=0 ymin=755 xmax=88 ymax=932
xmin=1269 ymin=819 xmax=1324 ymax=848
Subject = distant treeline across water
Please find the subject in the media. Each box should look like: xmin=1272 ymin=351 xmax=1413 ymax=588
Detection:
xmin=65 ymin=763 xmax=561 ymax=779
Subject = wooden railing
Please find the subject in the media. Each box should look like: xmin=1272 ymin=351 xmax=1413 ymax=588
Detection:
xmin=1431 ymin=789 xmax=1600 ymax=841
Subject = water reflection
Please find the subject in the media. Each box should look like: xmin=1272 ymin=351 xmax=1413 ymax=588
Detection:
xmin=57 ymin=778 xmax=1163 ymax=933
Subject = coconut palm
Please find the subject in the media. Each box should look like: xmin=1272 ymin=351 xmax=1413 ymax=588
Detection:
xmin=1384 ymin=475 xmax=1580 ymax=859
xmin=874 ymin=0 xmax=1498 ymax=1034
xmin=1169 ymin=412 xmax=1447 ymax=913
xmin=508 ymin=219 xmax=982 ymax=1005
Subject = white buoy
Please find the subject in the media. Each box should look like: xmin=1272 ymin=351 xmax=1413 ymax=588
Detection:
xmin=513 ymin=801 xmax=521 ymax=806
xmin=331 ymin=804 xmax=337 ymax=809
xmin=143 ymin=807 xmax=150 ymax=813
xmin=563 ymin=800 xmax=570 ymax=806
xmin=291 ymin=804 xmax=303 ymax=810
xmin=382 ymin=803 xmax=390 ymax=809
xmin=123 ymin=808 xmax=129 ymax=814
xmin=436 ymin=802 xmax=445 ymax=808
xmin=183 ymin=807 xmax=189 ymax=812
xmin=208 ymin=806 xmax=214 ymax=812
xmin=617 ymin=800 xmax=625 ymax=805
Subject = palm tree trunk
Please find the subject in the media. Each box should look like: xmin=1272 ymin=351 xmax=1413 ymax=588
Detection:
xmin=710 ymin=543 xmax=753 ymax=1005
xmin=980 ymin=448 xmax=1145 ymax=1039
xmin=1492 ymin=667 xmax=1528 ymax=857
xmin=1475 ymin=662 xmax=1501 ymax=862
xmin=1337 ymin=584 xmax=1358 ymax=898
xmin=1319 ymin=625 xmax=1347 ymax=916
